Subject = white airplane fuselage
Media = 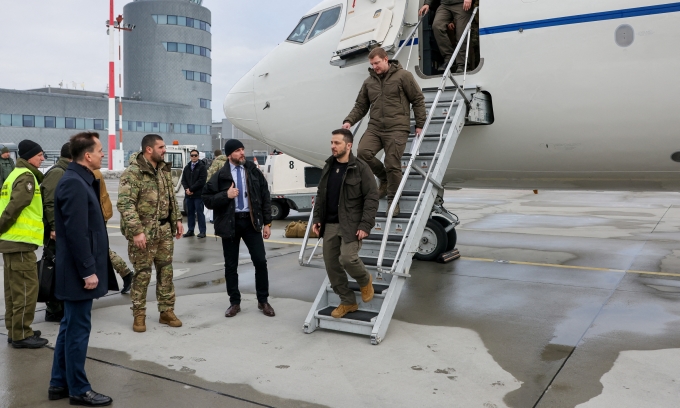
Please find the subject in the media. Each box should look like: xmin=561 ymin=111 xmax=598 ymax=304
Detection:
xmin=225 ymin=0 xmax=680 ymax=191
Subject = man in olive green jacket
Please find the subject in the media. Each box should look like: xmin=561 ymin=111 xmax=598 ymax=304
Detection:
xmin=343 ymin=47 xmax=426 ymax=216
xmin=420 ymin=0 xmax=473 ymax=73
xmin=0 ymin=146 xmax=15 ymax=186
xmin=1 ymin=140 xmax=48 ymax=348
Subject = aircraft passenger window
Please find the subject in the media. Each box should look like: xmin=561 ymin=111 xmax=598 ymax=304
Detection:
xmin=309 ymin=6 xmax=341 ymax=40
xmin=287 ymin=14 xmax=319 ymax=43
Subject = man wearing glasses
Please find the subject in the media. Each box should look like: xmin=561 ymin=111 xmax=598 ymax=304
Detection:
xmin=181 ymin=150 xmax=207 ymax=238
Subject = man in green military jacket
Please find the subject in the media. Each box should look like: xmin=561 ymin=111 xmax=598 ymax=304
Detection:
xmin=0 ymin=146 xmax=15 ymax=186
xmin=1 ymin=140 xmax=48 ymax=348
xmin=118 ymin=134 xmax=184 ymax=333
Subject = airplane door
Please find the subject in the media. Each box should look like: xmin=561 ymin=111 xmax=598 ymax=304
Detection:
xmin=331 ymin=0 xmax=408 ymax=65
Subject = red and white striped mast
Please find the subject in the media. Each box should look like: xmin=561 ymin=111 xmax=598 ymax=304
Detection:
xmin=107 ymin=0 xmax=115 ymax=170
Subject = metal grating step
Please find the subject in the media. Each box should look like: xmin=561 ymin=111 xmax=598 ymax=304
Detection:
xmin=347 ymin=281 xmax=389 ymax=294
xmin=316 ymin=306 xmax=378 ymax=323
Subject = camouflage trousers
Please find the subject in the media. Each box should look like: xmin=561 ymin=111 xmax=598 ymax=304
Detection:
xmin=109 ymin=249 xmax=131 ymax=277
xmin=128 ymin=223 xmax=175 ymax=314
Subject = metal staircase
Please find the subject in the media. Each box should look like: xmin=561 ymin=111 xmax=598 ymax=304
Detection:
xmin=300 ymin=8 xmax=489 ymax=344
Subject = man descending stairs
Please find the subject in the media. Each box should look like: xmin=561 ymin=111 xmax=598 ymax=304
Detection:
xmin=302 ymin=7 xmax=490 ymax=344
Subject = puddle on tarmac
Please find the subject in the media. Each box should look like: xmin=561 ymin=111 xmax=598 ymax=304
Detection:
xmin=188 ymin=278 xmax=226 ymax=289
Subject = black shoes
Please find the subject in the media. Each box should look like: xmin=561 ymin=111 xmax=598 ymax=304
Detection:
xmin=45 ymin=311 xmax=64 ymax=323
xmin=48 ymin=386 xmax=69 ymax=400
xmin=12 ymin=334 xmax=48 ymax=349
xmin=8 ymin=330 xmax=42 ymax=344
xmin=69 ymin=390 xmax=112 ymax=406
xmin=121 ymin=272 xmax=133 ymax=294
xmin=197 ymin=233 xmax=206 ymax=238
xmin=183 ymin=231 xmax=195 ymax=238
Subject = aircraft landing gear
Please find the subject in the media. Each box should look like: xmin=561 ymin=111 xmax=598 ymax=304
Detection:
xmin=415 ymin=202 xmax=460 ymax=262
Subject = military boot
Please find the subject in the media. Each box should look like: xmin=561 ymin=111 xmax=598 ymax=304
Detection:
xmin=331 ymin=304 xmax=358 ymax=318
xmin=377 ymin=179 xmax=388 ymax=199
xmin=360 ymin=274 xmax=374 ymax=303
xmin=159 ymin=310 xmax=182 ymax=327
xmin=387 ymin=200 xmax=400 ymax=217
xmin=133 ymin=311 xmax=146 ymax=333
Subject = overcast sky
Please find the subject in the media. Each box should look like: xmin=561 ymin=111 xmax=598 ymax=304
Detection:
xmin=0 ymin=0 xmax=320 ymax=122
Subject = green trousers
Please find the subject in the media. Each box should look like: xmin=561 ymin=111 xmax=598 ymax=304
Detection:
xmin=3 ymin=251 xmax=38 ymax=341
xmin=357 ymin=130 xmax=409 ymax=200
xmin=323 ymin=223 xmax=370 ymax=305
xmin=432 ymin=3 xmax=473 ymax=67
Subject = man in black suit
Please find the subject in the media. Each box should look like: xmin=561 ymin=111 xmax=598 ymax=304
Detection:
xmin=48 ymin=132 xmax=118 ymax=406
xmin=202 ymin=139 xmax=275 ymax=318
xmin=181 ymin=149 xmax=207 ymax=238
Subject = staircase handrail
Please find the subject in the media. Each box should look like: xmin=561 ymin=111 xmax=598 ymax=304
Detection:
xmin=376 ymin=7 xmax=478 ymax=273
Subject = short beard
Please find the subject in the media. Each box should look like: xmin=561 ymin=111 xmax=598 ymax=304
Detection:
xmin=229 ymin=156 xmax=245 ymax=166
xmin=333 ymin=147 xmax=348 ymax=159
xmin=150 ymin=151 xmax=164 ymax=164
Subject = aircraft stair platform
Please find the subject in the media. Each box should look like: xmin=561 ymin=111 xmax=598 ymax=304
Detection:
xmin=299 ymin=8 xmax=491 ymax=344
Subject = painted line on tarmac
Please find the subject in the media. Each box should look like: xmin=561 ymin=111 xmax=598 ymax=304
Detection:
xmin=107 ymin=225 xmax=680 ymax=278
xmin=107 ymin=225 xmax=317 ymax=247
xmin=460 ymin=256 xmax=680 ymax=278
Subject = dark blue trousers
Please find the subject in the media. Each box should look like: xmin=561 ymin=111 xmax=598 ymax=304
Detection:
xmin=50 ymin=299 xmax=93 ymax=396
xmin=187 ymin=196 xmax=206 ymax=234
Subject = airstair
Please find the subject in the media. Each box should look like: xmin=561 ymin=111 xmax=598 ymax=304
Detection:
xmin=300 ymin=8 xmax=490 ymax=344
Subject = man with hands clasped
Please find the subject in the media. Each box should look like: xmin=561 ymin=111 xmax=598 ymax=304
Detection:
xmin=313 ymin=129 xmax=379 ymax=319
xmin=202 ymin=139 xmax=275 ymax=318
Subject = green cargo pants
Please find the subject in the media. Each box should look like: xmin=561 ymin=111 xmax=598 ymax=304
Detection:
xmin=357 ymin=130 xmax=409 ymax=200
xmin=3 ymin=251 xmax=38 ymax=341
xmin=323 ymin=223 xmax=370 ymax=305
xmin=432 ymin=3 xmax=473 ymax=68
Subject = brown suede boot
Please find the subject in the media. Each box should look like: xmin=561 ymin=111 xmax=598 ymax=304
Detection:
xmin=331 ymin=304 xmax=358 ymax=319
xmin=360 ymin=274 xmax=374 ymax=303
xmin=159 ymin=310 xmax=182 ymax=327
xmin=377 ymin=179 xmax=388 ymax=199
xmin=133 ymin=312 xmax=146 ymax=333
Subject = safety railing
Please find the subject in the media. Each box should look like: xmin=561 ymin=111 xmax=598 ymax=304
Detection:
xmin=392 ymin=17 xmax=424 ymax=70
xmin=376 ymin=7 xmax=478 ymax=275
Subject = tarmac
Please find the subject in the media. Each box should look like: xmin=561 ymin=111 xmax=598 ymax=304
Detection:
xmin=2 ymin=183 xmax=680 ymax=408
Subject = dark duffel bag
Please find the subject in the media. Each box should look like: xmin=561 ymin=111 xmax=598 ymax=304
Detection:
xmin=37 ymin=247 xmax=56 ymax=303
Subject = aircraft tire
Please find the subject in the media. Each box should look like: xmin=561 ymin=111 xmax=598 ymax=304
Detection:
xmin=446 ymin=227 xmax=457 ymax=252
xmin=414 ymin=219 xmax=448 ymax=262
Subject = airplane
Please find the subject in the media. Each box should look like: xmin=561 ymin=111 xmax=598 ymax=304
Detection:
xmin=224 ymin=0 xmax=680 ymax=250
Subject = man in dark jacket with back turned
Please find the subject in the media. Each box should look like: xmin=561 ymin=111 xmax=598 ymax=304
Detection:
xmin=181 ymin=149 xmax=207 ymax=238
xmin=343 ymin=47 xmax=426 ymax=216
xmin=202 ymin=139 xmax=275 ymax=318
xmin=312 ymin=129 xmax=379 ymax=318
xmin=48 ymin=132 xmax=117 ymax=406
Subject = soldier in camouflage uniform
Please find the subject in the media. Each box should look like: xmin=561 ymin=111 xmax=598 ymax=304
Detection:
xmin=117 ymin=134 xmax=184 ymax=333
xmin=206 ymin=151 xmax=226 ymax=223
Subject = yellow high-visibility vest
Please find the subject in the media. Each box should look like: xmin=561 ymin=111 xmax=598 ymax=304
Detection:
xmin=0 ymin=168 xmax=43 ymax=246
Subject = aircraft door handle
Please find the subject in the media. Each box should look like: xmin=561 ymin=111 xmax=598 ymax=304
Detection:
xmin=263 ymin=102 xmax=270 ymax=110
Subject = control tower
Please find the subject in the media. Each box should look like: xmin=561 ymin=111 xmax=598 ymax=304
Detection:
xmin=123 ymin=0 xmax=212 ymax=117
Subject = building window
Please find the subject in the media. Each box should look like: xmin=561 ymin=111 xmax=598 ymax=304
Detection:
xmin=163 ymin=42 xmax=209 ymax=58
xmin=23 ymin=115 xmax=35 ymax=127
xmin=199 ymin=99 xmax=211 ymax=109
xmin=85 ymin=119 xmax=94 ymax=129
xmin=44 ymin=116 xmax=56 ymax=128
xmin=168 ymin=15 xmax=177 ymax=25
xmin=0 ymin=114 xmax=10 ymax=127
xmin=187 ymin=124 xmax=195 ymax=134
xmin=200 ymin=72 xmax=207 ymax=82
xmin=76 ymin=118 xmax=85 ymax=129
xmin=12 ymin=114 xmax=22 ymax=126
xmin=65 ymin=117 xmax=76 ymax=129
xmin=94 ymin=119 xmax=104 ymax=130
xmin=186 ymin=44 xmax=194 ymax=54
xmin=153 ymin=14 xmax=210 ymax=32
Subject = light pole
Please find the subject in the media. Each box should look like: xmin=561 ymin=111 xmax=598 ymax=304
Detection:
xmin=106 ymin=8 xmax=135 ymax=169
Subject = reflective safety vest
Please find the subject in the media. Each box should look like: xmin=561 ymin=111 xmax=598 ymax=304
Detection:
xmin=0 ymin=168 xmax=43 ymax=246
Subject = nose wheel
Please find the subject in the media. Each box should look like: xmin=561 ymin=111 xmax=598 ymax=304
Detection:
xmin=415 ymin=219 xmax=448 ymax=261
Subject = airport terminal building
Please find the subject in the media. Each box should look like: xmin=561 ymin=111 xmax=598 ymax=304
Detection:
xmin=0 ymin=0 xmax=212 ymax=164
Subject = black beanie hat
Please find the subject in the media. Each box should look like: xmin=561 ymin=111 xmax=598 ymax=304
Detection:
xmin=224 ymin=139 xmax=245 ymax=157
xmin=60 ymin=142 xmax=72 ymax=159
xmin=18 ymin=140 xmax=43 ymax=160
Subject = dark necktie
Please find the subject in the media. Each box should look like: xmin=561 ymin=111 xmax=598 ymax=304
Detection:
xmin=236 ymin=166 xmax=245 ymax=210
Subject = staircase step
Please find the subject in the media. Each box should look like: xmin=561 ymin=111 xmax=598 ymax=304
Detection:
xmin=316 ymin=306 xmax=377 ymax=324
xmin=347 ymin=281 xmax=389 ymax=294
xmin=361 ymin=256 xmax=394 ymax=268
xmin=359 ymin=239 xmax=399 ymax=260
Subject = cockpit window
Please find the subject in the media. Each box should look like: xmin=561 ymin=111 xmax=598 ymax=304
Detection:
xmin=309 ymin=6 xmax=341 ymax=40
xmin=287 ymin=14 xmax=319 ymax=43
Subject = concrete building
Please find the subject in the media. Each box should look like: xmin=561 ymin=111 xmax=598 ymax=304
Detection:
xmin=0 ymin=0 xmax=213 ymax=165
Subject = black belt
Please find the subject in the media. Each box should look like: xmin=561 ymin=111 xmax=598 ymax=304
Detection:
xmin=159 ymin=217 xmax=171 ymax=225
xmin=235 ymin=212 xmax=250 ymax=219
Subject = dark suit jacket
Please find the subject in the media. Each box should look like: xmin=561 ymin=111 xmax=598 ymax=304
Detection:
xmin=54 ymin=162 xmax=118 ymax=301
xmin=181 ymin=160 xmax=207 ymax=197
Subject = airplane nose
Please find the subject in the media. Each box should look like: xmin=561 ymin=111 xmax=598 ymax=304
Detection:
xmin=223 ymin=72 xmax=261 ymax=139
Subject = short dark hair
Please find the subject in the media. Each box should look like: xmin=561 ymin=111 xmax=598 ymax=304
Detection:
xmin=368 ymin=47 xmax=388 ymax=60
xmin=332 ymin=128 xmax=354 ymax=144
xmin=70 ymin=132 xmax=100 ymax=161
xmin=214 ymin=149 xmax=222 ymax=156
xmin=190 ymin=149 xmax=199 ymax=155
xmin=141 ymin=134 xmax=163 ymax=152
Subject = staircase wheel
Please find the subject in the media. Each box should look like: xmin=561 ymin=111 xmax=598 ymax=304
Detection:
xmin=414 ymin=219 xmax=448 ymax=262
xmin=446 ymin=227 xmax=457 ymax=252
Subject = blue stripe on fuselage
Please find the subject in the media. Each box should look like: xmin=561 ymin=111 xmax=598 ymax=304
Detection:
xmin=480 ymin=2 xmax=680 ymax=35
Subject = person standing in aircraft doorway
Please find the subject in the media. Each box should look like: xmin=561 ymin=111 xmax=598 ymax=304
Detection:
xmin=420 ymin=0 xmax=474 ymax=74
xmin=342 ymin=47 xmax=426 ymax=216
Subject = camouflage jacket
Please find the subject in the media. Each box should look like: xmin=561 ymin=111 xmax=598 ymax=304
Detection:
xmin=207 ymin=155 xmax=227 ymax=181
xmin=117 ymin=152 xmax=180 ymax=241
